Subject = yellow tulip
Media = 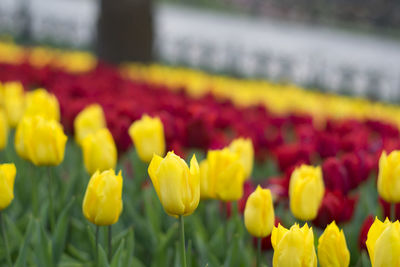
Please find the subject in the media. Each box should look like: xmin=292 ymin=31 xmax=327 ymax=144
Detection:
xmin=128 ymin=114 xmax=165 ymax=163
xmin=318 ymin=221 xmax=350 ymax=267
xmin=16 ymin=116 xmax=67 ymax=166
xmin=82 ymin=128 xmax=117 ymax=175
xmin=229 ymin=137 xmax=254 ymax=179
xmin=201 ymin=148 xmax=245 ymax=201
xmin=24 ymin=89 xmax=60 ymax=121
xmin=271 ymin=223 xmax=317 ymax=267
xmin=244 ymin=185 xmax=275 ymax=237
xmin=366 ymin=217 xmax=400 ymax=267
xmin=199 ymin=159 xmax=213 ymax=199
xmin=14 ymin=115 xmax=33 ymax=160
xmin=148 ymin=151 xmax=200 ymax=217
xmin=2 ymin=81 xmax=25 ymax=127
xmin=377 ymin=151 xmax=400 ymax=203
xmin=74 ymin=104 xmax=106 ymax=145
xmin=0 ymin=163 xmax=16 ymax=210
xmin=0 ymin=109 xmax=8 ymax=150
xmin=289 ymin=164 xmax=325 ymax=221
xmin=82 ymin=169 xmax=123 ymax=226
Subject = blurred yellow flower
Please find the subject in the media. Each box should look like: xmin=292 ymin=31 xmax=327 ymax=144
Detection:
xmin=24 ymin=89 xmax=60 ymax=121
xmin=82 ymin=169 xmax=123 ymax=226
xmin=82 ymin=128 xmax=117 ymax=175
xmin=289 ymin=164 xmax=325 ymax=221
xmin=148 ymin=152 xmax=200 ymax=217
xmin=2 ymin=82 xmax=25 ymax=127
xmin=366 ymin=217 xmax=400 ymax=267
xmin=0 ymin=109 xmax=8 ymax=150
xmin=0 ymin=163 xmax=16 ymax=210
xmin=377 ymin=151 xmax=400 ymax=203
xmin=74 ymin=104 xmax=106 ymax=145
xmin=129 ymin=114 xmax=165 ymax=163
xmin=16 ymin=116 xmax=67 ymax=166
xmin=244 ymin=185 xmax=275 ymax=238
xmin=318 ymin=221 xmax=350 ymax=267
xmin=201 ymin=148 xmax=245 ymax=201
xmin=229 ymin=137 xmax=254 ymax=179
xmin=271 ymin=223 xmax=317 ymax=267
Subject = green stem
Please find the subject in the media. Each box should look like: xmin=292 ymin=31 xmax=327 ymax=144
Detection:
xmin=108 ymin=225 xmax=112 ymax=261
xmin=31 ymin=164 xmax=38 ymax=216
xmin=179 ymin=216 xmax=187 ymax=267
xmin=256 ymin=238 xmax=261 ymax=267
xmin=47 ymin=167 xmax=55 ymax=231
xmin=391 ymin=203 xmax=396 ymax=222
xmin=95 ymin=226 xmax=100 ymax=265
xmin=0 ymin=212 xmax=12 ymax=267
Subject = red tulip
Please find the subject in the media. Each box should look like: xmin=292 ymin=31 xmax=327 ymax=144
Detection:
xmin=312 ymin=190 xmax=357 ymax=228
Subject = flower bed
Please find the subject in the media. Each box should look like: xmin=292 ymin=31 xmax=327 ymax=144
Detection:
xmin=0 ymin=42 xmax=399 ymax=266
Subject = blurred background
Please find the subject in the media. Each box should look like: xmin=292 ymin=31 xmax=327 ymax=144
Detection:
xmin=1 ymin=0 xmax=400 ymax=101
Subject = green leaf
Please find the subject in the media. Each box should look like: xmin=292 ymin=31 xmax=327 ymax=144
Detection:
xmin=14 ymin=216 xmax=34 ymax=267
xmin=98 ymin=245 xmax=110 ymax=267
xmin=86 ymin=225 xmax=96 ymax=259
xmin=223 ymin=234 xmax=241 ymax=267
xmin=110 ymin=239 xmax=125 ymax=267
xmin=52 ymin=197 xmax=75 ymax=264
xmin=34 ymin=219 xmax=53 ymax=267
xmin=122 ymin=228 xmax=134 ymax=267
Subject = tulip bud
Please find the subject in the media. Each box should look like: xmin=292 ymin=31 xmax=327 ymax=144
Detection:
xmin=82 ymin=169 xmax=123 ymax=226
xmin=0 ymin=109 xmax=8 ymax=150
xmin=148 ymin=152 xmax=200 ymax=217
xmin=74 ymin=104 xmax=106 ymax=145
xmin=24 ymin=89 xmax=60 ymax=121
xmin=16 ymin=116 xmax=67 ymax=166
xmin=271 ymin=223 xmax=317 ymax=267
xmin=202 ymin=148 xmax=245 ymax=201
xmin=229 ymin=138 xmax=254 ymax=179
xmin=129 ymin=114 xmax=166 ymax=163
xmin=82 ymin=128 xmax=117 ymax=175
xmin=366 ymin=217 xmax=400 ymax=267
xmin=14 ymin=115 xmax=32 ymax=160
xmin=3 ymin=82 xmax=25 ymax=127
xmin=289 ymin=164 xmax=325 ymax=221
xmin=377 ymin=151 xmax=400 ymax=203
xmin=0 ymin=163 xmax=16 ymax=210
xmin=244 ymin=185 xmax=275 ymax=238
xmin=318 ymin=221 xmax=350 ymax=267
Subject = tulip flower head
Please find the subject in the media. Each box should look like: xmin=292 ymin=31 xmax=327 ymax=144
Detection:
xmin=200 ymin=148 xmax=245 ymax=201
xmin=82 ymin=128 xmax=117 ymax=175
xmin=24 ymin=89 xmax=60 ymax=121
xmin=271 ymin=223 xmax=317 ymax=267
xmin=318 ymin=221 xmax=350 ymax=267
xmin=366 ymin=217 xmax=400 ymax=267
xmin=0 ymin=163 xmax=16 ymax=210
xmin=2 ymin=81 xmax=25 ymax=127
xmin=229 ymin=137 xmax=254 ymax=179
xmin=129 ymin=114 xmax=166 ymax=163
xmin=289 ymin=164 xmax=325 ymax=221
xmin=0 ymin=109 xmax=8 ymax=150
xmin=148 ymin=151 xmax=200 ymax=217
xmin=15 ymin=116 xmax=67 ymax=166
xmin=82 ymin=169 xmax=123 ymax=226
xmin=74 ymin=104 xmax=106 ymax=145
xmin=244 ymin=185 xmax=275 ymax=238
xmin=377 ymin=151 xmax=400 ymax=203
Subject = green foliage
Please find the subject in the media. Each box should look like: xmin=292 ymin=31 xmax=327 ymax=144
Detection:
xmin=0 ymin=131 xmax=376 ymax=266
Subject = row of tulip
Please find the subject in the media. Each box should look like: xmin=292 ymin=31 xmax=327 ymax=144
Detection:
xmin=0 ymin=86 xmax=398 ymax=266
xmin=0 ymin=42 xmax=399 ymax=265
